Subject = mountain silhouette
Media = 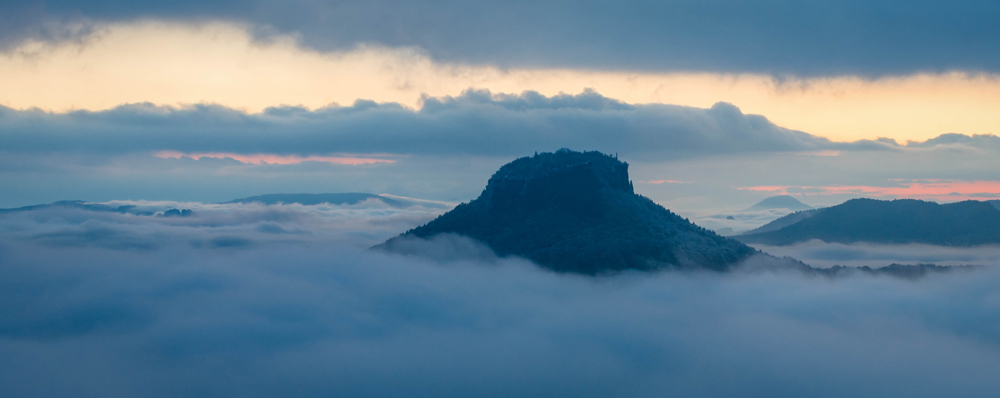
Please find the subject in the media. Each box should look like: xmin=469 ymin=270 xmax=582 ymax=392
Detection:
xmin=377 ymin=149 xmax=756 ymax=274
xmin=744 ymin=195 xmax=812 ymax=211
xmin=0 ymin=200 xmax=154 ymax=216
xmin=738 ymin=198 xmax=1000 ymax=246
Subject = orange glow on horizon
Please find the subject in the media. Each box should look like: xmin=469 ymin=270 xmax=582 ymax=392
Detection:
xmin=2 ymin=22 xmax=1000 ymax=143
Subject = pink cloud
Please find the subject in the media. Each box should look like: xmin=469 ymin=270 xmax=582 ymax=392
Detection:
xmin=738 ymin=180 xmax=1000 ymax=201
xmin=154 ymin=151 xmax=397 ymax=165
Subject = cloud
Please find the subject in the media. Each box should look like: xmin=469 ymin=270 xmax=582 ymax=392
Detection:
xmin=2 ymin=22 xmax=999 ymax=144
xmin=2 ymin=201 xmax=1000 ymax=397
xmin=9 ymin=87 xmax=990 ymax=163
xmin=906 ymin=133 xmax=1000 ymax=150
xmin=153 ymin=151 xmax=398 ymax=165
xmin=1 ymin=88 xmax=998 ymax=210
xmin=0 ymin=89 xmax=860 ymax=160
xmin=751 ymin=240 xmax=1000 ymax=268
xmin=4 ymin=1 xmax=1000 ymax=77
xmin=0 ymin=199 xmax=448 ymax=249
xmin=694 ymin=208 xmax=803 ymax=235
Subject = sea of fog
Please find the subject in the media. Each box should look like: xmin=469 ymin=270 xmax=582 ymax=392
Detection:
xmin=751 ymin=240 xmax=1000 ymax=268
xmin=2 ymin=200 xmax=1000 ymax=397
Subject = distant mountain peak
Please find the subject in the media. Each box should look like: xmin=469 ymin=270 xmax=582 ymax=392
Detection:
xmin=745 ymin=195 xmax=812 ymax=212
xmin=377 ymin=149 xmax=755 ymax=274
xmin=739 ymin=197 xmax=1000 ymax=246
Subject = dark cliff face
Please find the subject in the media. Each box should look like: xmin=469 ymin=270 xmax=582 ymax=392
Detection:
xmin=378 ymin=149 xmax=756 ymax=274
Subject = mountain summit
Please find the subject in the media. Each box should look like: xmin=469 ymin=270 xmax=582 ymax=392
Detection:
xmin=745 ymin=195 xmax=812 ymax=212
xmin=377 ymin=149 xmax=755 ymax=274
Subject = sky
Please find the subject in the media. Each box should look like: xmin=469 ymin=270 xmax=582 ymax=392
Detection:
xmin=1 ymin=1 xmax=999 ymax=211
xmin=4 ymin=2 xmax=1000 ymax=396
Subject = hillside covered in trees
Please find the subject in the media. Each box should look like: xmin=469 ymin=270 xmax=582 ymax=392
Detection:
xmin=377 ymin=149 xmax=756 ymax=274
xmin=738 ymin=198 xmax=1000 ymax=246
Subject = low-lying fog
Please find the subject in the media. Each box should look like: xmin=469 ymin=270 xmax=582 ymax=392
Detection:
xmin=2 ymin=201 xmax=999 ymax=397
xmin=692 ymin=208 xmax=799 ymax=235
xmin=751 ymin=240 xmax=1000 ymax=268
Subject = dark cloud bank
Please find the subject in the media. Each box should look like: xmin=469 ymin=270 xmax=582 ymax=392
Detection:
xmin=5 ymin=1 xmax=1000 ymax=76
xmin=2 ymin=202 xmax=1000 ymax=397
xmin=2 ymin=89 xmax=973 ymax=161
xmin=1 ymin=89 xmax=997 ymax=209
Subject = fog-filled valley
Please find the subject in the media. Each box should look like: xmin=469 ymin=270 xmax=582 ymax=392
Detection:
xmin=5 ymin=2 xmax=1000 ymax=395
xmin=750 ymin=241 xmax=1000 ymax=269
xmin=2 ymin=199 xmax=1000 ymax=397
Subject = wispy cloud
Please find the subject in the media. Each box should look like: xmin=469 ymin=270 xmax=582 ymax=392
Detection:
xmin=153 ymin=151 xmax=397 ymax=165
xmin=751 ymin=240 xmax=1000 ymax=268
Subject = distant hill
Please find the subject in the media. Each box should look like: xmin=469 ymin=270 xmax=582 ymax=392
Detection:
xmin=226 ymin=193 xmax=408 ymax=207
xmin=990 ymin=200 xmax=1000 ymax=211
xmin=0 ymin=201 xmax=196 ymax=217
xmin=817 ymin=263 xmax=981 ymax=279
xmin=752 ymin=258 xmax=981 ymax=279
xmin=744 ymin=195 xmax=812 ymax=212
xmin=377 ymin=149 xmax=756 ymax=274
xmin=0 ymin=200 xmax=152 ymax=215
xmin=738 ymin=198 xmax=1000 ymax=246
xmin=0 ymin=194 xmax=449 ymax=216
